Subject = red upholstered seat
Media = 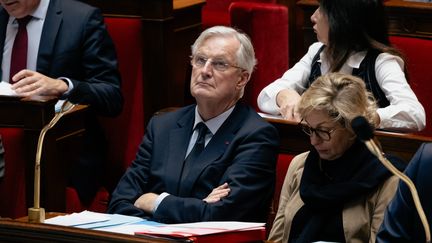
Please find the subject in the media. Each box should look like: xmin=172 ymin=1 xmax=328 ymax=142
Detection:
xmin=0 ymin=128 xmax=27 ymax=218
xmin=267 ymin=153 xmax=294 ymax=235
xmin=65 ymin=17 xmax=145 ymax=213
xmin=390 ymin=36 xmax=432 ymax=137
xmin=201 ymin=0 xmax=277 ymax=29
xmin=229 ymin=2 xmax=289 ymax=110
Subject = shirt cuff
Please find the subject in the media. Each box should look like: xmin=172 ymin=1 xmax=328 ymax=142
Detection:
xmin=153 ymin=192 xmax=170 ymax=214
xmin=58 ymin=77 xmax=74 ymax=95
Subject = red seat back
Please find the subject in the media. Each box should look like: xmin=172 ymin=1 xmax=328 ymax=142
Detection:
xmin=390 ymin=36 xmax=432 ymax=136
xmin=229 ymin=2 xmax=289 ymax=111
xmin=266 ymin=153 xmax=294 ymax=235
xmin=202 ymin=0 xmax=277 ymax=29
xmin=101 ymin=17 xmax=145 ymax=188
xmin=66 ymin=17 xmax=145 ymax=213
xmin=0 ymin=128 xmax=27 ymax=218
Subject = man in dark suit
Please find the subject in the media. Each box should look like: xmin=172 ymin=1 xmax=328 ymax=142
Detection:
xmin=377 ymin=142 xmax=432 ymax=243
xmin=0 ymin=0 xmax=122 ymax=203
xmin=108 ymin=26 xmax=279 ymax=223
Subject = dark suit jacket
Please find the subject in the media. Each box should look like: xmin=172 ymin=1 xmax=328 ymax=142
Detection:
xmin=377 ymin=143 xmax=432 ymax=243
xmin=108 ymin=103 xmax=279 ymax=223
xmin=0 ymin=0 xmax=123 ymax=202
xmin=0 ymin=0 xmax=122 ymax=115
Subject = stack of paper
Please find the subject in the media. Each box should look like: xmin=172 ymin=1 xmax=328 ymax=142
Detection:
xmin=46 ymin=211 xmax=266 ymax=242
xmin=45 ymin=210 xmax=143 ymax=229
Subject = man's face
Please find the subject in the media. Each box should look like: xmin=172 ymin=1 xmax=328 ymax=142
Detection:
xmin=190 ymin=35 xmax=248 ymax=107
xmin=0 ymin=0 xmax=40 ymax=18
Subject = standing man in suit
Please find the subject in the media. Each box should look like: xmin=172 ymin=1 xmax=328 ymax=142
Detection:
xmin=108 ymin=26 xmax=279 ymax=223
xmin=0 ymin=0 xmax=123 ymax=204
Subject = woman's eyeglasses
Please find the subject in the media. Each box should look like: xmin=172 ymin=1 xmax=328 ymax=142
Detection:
xmin=298 ymin=119 xmax=340 ymax=141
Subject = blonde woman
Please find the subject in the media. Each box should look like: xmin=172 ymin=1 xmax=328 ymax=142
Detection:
xmin=269 ymin=73 xmax=406 ymax=243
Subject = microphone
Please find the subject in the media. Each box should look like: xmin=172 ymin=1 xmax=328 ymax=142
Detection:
xmin=351 ymin=116 xmax=431 ymax=243
xmin=28 ymin=100 xmax=76 ymax=223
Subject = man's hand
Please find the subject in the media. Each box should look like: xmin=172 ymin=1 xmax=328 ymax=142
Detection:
xmin=203 ymin=183 xmax=230 ymax=203
xmin=276 ymin=88 xmax=302 ymax=122
xmin=134 ymin=193 xmax=159 ymax=214
xmin=11 ymin=69 xmax=69 ymax=97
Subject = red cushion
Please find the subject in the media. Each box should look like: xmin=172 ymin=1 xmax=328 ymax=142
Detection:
xmin=229 ymin=2 xmax=289 ymax=110
xmin=101 ymin=17 xmax=145 ymax=174
xmin=65 ymin=187 xmax=109 ymax=214
xmin=266 ymin=153 xmax=294 ymax=235
xmin=0 ymin=128 xmax=27 ymax=218
xmin=274 ymin=153 xmax=294 ymax=211
xmin=201 ymin=0 xmax=277 ymax=29
xmin=390 ymin=36 xmax=432 ymax=136
xmin=66 ymin=17 xmax=145 ymax=213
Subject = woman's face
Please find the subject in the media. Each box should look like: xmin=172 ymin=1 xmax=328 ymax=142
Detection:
xmin=301 ymin=110 xmax=355 ymax=160
xmin=310 ymin=7 xmax=329 ymax=45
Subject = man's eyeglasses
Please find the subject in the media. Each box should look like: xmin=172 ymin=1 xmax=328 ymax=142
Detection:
xmin=191 ymin=55 xmax=242 ymax=72
xmin=298 ymin=120 xmax=340 ymax=141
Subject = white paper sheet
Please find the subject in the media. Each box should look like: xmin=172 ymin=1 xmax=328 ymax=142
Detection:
xmin=0 ymin=81 xmax=17 ymax=96
xmin=45 ymin=210 xmax=111 ymax=226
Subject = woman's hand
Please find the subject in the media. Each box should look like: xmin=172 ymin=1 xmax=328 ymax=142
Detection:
xmin=276 ymin=89 xmax=302 ymax=122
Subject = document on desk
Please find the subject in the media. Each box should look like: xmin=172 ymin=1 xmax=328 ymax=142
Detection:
xmin=45 ymin=211 xmax=110 ymax=226
xmin=0 ymin=81 xmax=17 ymax=96
xmin=46 ymin=211 xmax=265 ymax=241
xmin=44 ymin=210 xmax=143 ymax=229
xmin=0 ymin=81 xmax=66 ymax=112
xmin=100 ymin=220 xmax=265 ymax=236
xmin=131 ymin=221 xmax=266 ymax=242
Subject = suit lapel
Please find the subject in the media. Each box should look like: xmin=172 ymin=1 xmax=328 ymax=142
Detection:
xmin=179 ymin=104 xmax=246 ymax=196
xmin=0 ymin=9 xmax=9 ymax=77
xmin=37 ymin=0 xmax=62 ymax=74
xmin=165 ymin=109 xmax=195 ymax=194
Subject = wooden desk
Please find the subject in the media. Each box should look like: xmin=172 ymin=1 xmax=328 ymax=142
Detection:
xmin=0 ymin=96 xmax=88 ymax=213
xmin=174 ymin=0 xmax=205 ymax=9
xmin=0 ymin=218 xmax=176 ymax=243
xmin=266 ymin=116 xmax=432 ymax=162
xmin=2 ymin=213 xmax=264 ymax=243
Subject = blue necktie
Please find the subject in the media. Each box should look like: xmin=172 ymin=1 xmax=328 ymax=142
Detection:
xmin=181 ymin=122 xmax=208 ymax=180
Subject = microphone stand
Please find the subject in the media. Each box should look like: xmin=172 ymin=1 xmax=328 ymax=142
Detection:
xmin=28 ymin=101 xmax=76 ymax=223
xmin=365 ymin=139 xmax=431 ymax=243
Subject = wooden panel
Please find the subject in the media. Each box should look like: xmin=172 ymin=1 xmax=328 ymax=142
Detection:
xmin=0 ymin=96 xmax=88 ymax=213
xmin=386 ymin=0 xmax=432 ymax=39
xmin=266 ymin=117 xmax=432 ymax=163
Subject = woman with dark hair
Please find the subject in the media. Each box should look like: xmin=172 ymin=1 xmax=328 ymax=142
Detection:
xmin=257 ymin=0 xmax=425 ymax=132
xmin=268 ymin=73 xmax=406 ymax=243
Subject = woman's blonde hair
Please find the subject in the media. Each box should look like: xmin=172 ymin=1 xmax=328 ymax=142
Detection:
xmin=298 ymin=73 xmax=378 ymax=134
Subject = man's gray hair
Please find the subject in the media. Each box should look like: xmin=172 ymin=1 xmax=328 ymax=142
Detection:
xmin=191 ymin=26 xmax=257 ymax=77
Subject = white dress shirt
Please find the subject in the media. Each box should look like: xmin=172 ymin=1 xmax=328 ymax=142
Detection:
xmin=257 ymin=42 xmax=426 ymax=132
xmin=2 ymin=0 xmax=49 ymax=82
xmin=1 ymin=0 xmax=73 ymax=94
